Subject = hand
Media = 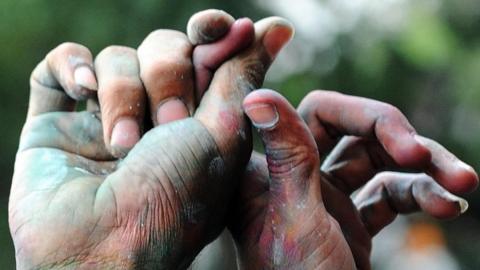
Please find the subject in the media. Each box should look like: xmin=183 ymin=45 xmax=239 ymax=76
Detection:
xmin=229 ymin=90 xmax=478 ymax=269
xmin=9 ymin=10 xmax=293 ymax=269
xmin=299 ymin=90 xmax=477 ymax=269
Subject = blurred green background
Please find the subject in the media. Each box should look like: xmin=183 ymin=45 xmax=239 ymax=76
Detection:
xmin=1 ymin=0 xmax=480 ymax=269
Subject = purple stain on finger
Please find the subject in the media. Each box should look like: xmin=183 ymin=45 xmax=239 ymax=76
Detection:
xmin=193 ymin=18 xmax=254 ymax=97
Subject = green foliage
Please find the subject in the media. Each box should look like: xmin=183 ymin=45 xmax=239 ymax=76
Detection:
xmin=394 ymin=10 xmax=458 ymax=70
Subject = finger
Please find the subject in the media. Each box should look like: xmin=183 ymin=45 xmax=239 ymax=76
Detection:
xmin=95 ymin=46 xmax=146 ymax=158
xmin=96 ymin=20 xmax=293 ymax=267
xmin=29 ymin=42 xmax=97 ymax=118
xmin=298 ymin=90 xmax=431 ymax=168
xmin=242 ymin=90 xmax=353 ymax=267
xmin=321 ymin=136 xmax=398 ymax=194
xmin=187 ymin=9 xmax=235 ymax=45
xmin=354 ymin=172 xmax=468 ymax=236
xmin=417 ymin=135 xmax=478 ymax=194
xmin=322 ymin=135 xmax=478 ymax=195
xmin=191 ymin=17 xmax=255 ymax=97
xmin=138 ymin=30 xmax=194 ymax=126
xmin=243 ymin=89 xmax=321 ymax=209
xmin=194 ymin=17 xmax=294 ymax=169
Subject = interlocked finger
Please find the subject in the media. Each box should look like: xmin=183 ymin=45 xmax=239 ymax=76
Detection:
xmin=95 ymin=46 xmax=145 ymax=158
xmin=28 ymin=42 xmax=97 ymax=118
xmin=138 ymin=30 xmax=194 ymax=126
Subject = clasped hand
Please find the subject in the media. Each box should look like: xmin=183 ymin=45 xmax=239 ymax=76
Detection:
xmin=9 ymin=9 xmax=478 ymax=270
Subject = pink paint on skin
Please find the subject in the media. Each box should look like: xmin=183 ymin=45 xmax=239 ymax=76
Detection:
xmin=219 ymin=110 xmax=240 ymax=134
xmin=259 ymin=232 xmax=274 ymax=251
xmin=282 ymin=231 xmax=300 ymax=256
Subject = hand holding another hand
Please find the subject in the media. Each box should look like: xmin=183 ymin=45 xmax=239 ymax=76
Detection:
xmin=9 ymin=10 xmax=293 ymax=269
xmin=9 ymin=8 xmax=478 ymax=270
xmin=230 ymin=89 xmax=477 ymax=269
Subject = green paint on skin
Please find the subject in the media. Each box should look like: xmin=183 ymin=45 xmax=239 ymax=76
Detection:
xmin=13 ymin=103 xmax=248 ymax=269
xmin=20 ymin=111 xmax=110 ymax=161
xmin=16 ymin=149 xmax=69 ymax=190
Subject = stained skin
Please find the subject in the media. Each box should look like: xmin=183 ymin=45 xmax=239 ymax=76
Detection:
xmin=227 ymin=90 xmax=477 ymax=270
xmin=9 ymin=13 xmax=293 ymax=270
xmin=184 ymin=10 xmax=477 ymax=270
xmin=11 ymin=9 xmax=478 ymax=270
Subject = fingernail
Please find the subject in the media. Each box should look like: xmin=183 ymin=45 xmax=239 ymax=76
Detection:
xmin=74 ymin=65 xmax=98 ymax=90
xmin=444 ymin=192 xmax=469 ymax=214
xmin=263 ymin=21 xmax=294 ymax=58
xmin=157 ymin=98 xmax=189 ymax=125
xmin=244 ymin=103 xmax=279 ymax=129
xmin=111 ymin=118 xmax=140 ymax=156
xmin=459 ymin=199 xmax=469 ymax=214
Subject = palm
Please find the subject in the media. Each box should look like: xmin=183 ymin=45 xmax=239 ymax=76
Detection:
xmin=10 ymin=112 xmax=120 ymax=268
xmin=10 ymin=111 xmax=237 ymax=269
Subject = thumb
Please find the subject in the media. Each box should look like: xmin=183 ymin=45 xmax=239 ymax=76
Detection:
xmin=242 ymin=90 xmax=355 ymax=270
xmin=194 ymin=17 xmax=294 ymax=170
xmin=243 ymin=89 xmax=322 ymax=207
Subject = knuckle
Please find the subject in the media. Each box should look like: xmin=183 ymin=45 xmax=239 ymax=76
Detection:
xmin=30 ymin=60 xmax=48 ymax=84
xmin=298 ymin=91 xmax=320 ymax=118
xmin=267 ymin=144 xmax=318 ymax=176
xmin=307 ymin=90 xmax=341 ymax=100
xmin=147 ymin=29 xmax=183 ymax=39
xmin=413 ymin=174 xmax=435 ymax=190
xmin=140 ymin=56 xmax=192 ymax=82
xmin=377 ymin=102 xmax=403 ymax=120
xmin=188 ymin=10 xmax=233 ymax=44
xmin=143 ymin=29 xmax=192 ymax=52
xmin=97 ymin=45 xmax=136 ymax=60
xmin=98 ymin=77 xmax=141 ymax=96
xmin=303 ymin=90 xmax=323 ymax=102
xmin=48 ymin=42 xmax=90 ymax=60
xmin=299 ymin=90 xmax=336 ymax=111
xmin=372 ymin=171 xmax=397 ymax=185
xmin=319 ymin=89 xmax=340 ymax=96
xmin=55 ymin=42 xmax=84 ymax=53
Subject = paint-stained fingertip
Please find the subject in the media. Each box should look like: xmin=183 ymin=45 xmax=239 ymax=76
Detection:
xmin=443 ymin=191 xmax=469 ymax=214
xmin=187 ymin=9 xmax=235 ymax=45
